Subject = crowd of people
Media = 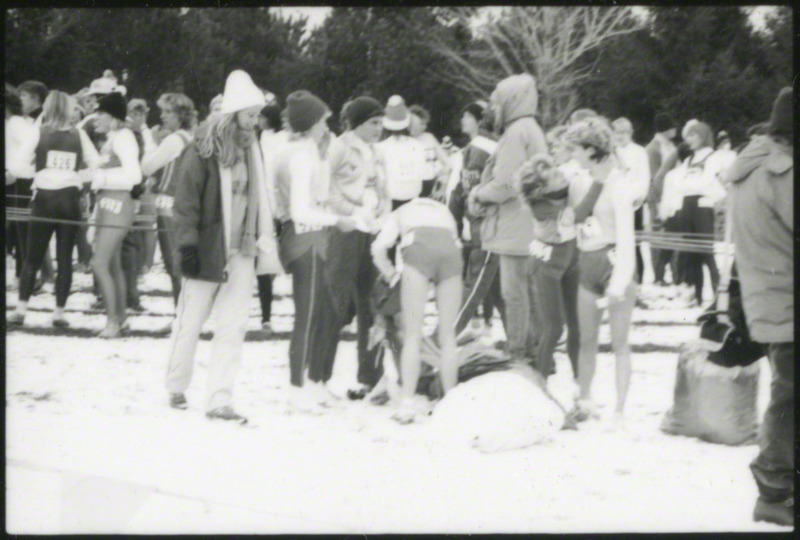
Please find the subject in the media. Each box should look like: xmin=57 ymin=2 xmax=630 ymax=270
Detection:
xmin=5 ymin=67 xmax=793 ymax=526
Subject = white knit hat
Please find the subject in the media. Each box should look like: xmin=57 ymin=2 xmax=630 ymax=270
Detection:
xmin=220 ymin=70 xmax=266 ymax=115
xmin=89 ymin=77 xmax=116 ymax=96
xmin=383 ymin=95 xmax=410 ymax=131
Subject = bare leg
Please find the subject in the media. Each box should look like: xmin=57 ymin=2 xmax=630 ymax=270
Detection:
xmin=577 ymin=286 xmax=602 ymax=401
xmin=91 ymin=227 xmax=128 ymax=328
xmin=436 ymin=274 xmax=463 ymax=394
xmin=608 ymin=282 xmax=637 ymax=414
xmin=399 ymin=265 xmax=430 ymax=400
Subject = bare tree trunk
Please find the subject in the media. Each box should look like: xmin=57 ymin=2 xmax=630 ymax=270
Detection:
xmin=425 ymin=6 xmax=643 ymax=127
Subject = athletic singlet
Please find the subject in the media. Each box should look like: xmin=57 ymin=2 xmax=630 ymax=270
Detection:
xmin=33 ymin=128 xmax=85 ymax=190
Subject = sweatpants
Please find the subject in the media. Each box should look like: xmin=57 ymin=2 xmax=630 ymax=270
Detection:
xmin=750 ymin=342 xmax=794 ymax=502
xmin=10 ymin=178 xmax=35 ymax=279
xmin=454 ymin=248 xmax=505 ymax=335
xmin=156 ymin=214 xmax=181 ymax=304
xmin=679 ymin=195 xmax=719 ymax=304
xmin=121 ymin=230 xmax=141 ymax=307
xmin=325 ymin=228 xmax=382 ymax=387
xmin=257 ymin=274 xmax=273 ymax=324
xmin=499 ymin=254 xmax=540 ymax=361
xmin=18 ymin=186 xmax=81 ymax=307
xmin=286 ymin=246 xmax=339 ymax=386
xmin=532 ymin=239 xmax=580 ymax=378
xmin=653 ymin=214 xmax=680 ymax=284
xmin=634 ymin=206 xmax=645 ymax=285
xmin=165 ymin=253 xmax=255 ymax=411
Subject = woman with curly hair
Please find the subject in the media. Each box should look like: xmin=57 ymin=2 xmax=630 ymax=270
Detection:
xmin=562 ymin=117 xmax=638 ymax=425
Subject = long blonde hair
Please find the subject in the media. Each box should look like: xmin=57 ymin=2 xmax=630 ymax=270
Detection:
xmin=195 ymin=112 xmax=254 ymax=168
xmin=42 ymin=90 xmax=75 ymax=131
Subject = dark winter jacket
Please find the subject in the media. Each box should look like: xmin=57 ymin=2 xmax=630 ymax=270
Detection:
xmin=725 ymin=135 xmax=793 ymax=343
xmin=449 ymin=132 xmax=497 ymax=248
xmin=172 ymin=141 xmax=280 ymax=283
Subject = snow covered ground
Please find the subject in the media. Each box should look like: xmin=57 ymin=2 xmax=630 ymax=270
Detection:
xmin=5 ymin=261 xmax=791 ymax=533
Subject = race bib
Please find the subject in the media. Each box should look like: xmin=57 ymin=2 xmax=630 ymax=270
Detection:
xmin=578 ymin=216 xmax=603 ymax=240
xmin=529 ymin=238 xmax=553 ymax=262
xmin=99 ymin=197 xmax=123 ymax=215
xmin=155 ymin=194 xmax=174 ymax=211
xmin=46 ymin=150 xmax=77 ymax=171
xmin=294 ymin=222 xmax=325 ymax=234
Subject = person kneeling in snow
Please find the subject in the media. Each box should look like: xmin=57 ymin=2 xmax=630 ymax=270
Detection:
xmin=371 ymin=197 xmax=463 ymax=423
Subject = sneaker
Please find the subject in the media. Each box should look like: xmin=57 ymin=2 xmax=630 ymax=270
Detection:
xmin=261 ymin=321 xmax=273 ymax=337
xmin=8 ymin=312 xmax=25 ymax=327
xmin=347 ymin=384 xmax=371 ymax=401
xmin=569 ymin=399 xmax=599 ymax=423
xmin=369 ymin=389 xmax=391 ymax=406
xmin=90 ymin=299 xmax=104 ymax=311
xmin=288 ymin=385 xmax=324 ymax=414
xmin=98 ymin=321 xmax=121 ymax=338
xmin=129 ymin=302 xmax=145 ymax=313
xmin=120 ymin=319 xmax=131 ymax=333
xmin=169 ymin=392 xmax=188 ymax=410
xmin=753 ymin=496 xmax=794 ymax=527
xmin=206 ymin=405 xmax=248 ymax=425
xmin=391 ymin=396 xmax=429 ymax=425
xmin=52 ymin=316 xmax=69 ymax=329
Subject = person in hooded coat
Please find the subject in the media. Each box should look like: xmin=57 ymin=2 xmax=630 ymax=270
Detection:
xmin=468 ymin=73 xmax=547 ymax=369
xmin=725 ymin=87 xmax=793 ymax=528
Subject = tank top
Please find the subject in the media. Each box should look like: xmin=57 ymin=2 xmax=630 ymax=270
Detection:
xmin=33 ymin=127 xmax=85 ymax=190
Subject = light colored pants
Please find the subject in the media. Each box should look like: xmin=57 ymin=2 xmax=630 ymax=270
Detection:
xmin=165 ymin=253 xmax=255 ymax=411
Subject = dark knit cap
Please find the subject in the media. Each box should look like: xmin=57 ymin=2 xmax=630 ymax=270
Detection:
xmin=287 ymin=90 xmax=329 ymax=133
xmin=462 ymin=101 xmax=486 ymax=123
xmin=97 ymin=92 xmax=127 ymax=122
xmin=346 ymin=96 xmax=383 ymax=130
xmin=768 ymin=87 xmax=792 ymax=140
xmin=653 ymin=112 xmax=674 ymax=134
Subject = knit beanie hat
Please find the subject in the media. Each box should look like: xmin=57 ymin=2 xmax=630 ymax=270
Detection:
xmin=563 ymin=116 xmax=613 ymax=156
xmin=97 ymin=92 xmax=127 ymax=122
xmin=462 ymin=100 xmax=487 ymax=123
xmin=287 ymin=90 xmax=330 ymax=133
xmin=768 ymin=87 xmax=792 ymax=140
xmin=89 ymin=77 xmax=116 ymax=96
xmin=220 ymin=70 xmax=266 ymax=115
xmin=383 ymin=95 xmax=410 ymax=131
xmin=346 ymin=96 xmax=383 ymax=130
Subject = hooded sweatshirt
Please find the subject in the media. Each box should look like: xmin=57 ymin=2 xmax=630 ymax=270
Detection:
xmin=725 ymin=135 xmax=793 ymax=343
xmin=473 ymin=74 xmax=547 ymax=255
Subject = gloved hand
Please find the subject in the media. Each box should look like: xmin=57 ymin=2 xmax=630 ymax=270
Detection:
xmin=180 ymin=246 xmax=200 ymax=278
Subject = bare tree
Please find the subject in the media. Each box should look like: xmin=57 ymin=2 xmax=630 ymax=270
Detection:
xmin=426 ymin=7 xmax=644 ymax=127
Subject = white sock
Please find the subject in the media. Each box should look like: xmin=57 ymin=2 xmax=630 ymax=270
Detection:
xmin=16 ymin=301 xmax=28 ymax=316
xmin=54 ymin=306 xmax=65 ymax=319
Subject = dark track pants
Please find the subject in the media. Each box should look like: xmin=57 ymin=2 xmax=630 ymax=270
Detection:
xmin=18 ymin=187 xmax=81 ymax=307
xmin=750 ymin=342 xmax=794 ymax=503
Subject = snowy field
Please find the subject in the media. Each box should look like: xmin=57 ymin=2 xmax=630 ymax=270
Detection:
xmin=5 ymin=256 xmax=791 ymax=533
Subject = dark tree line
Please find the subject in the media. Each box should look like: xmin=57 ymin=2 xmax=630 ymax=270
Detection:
xmin=5 ymin=6 xmax=792 ymax=145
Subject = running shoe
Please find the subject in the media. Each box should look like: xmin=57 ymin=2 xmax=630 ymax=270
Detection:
xmin=753 ymin=496 xmax=794 ymax=527
xmin=261 ymin=321 xmax=273 ymax=337
xmin=52 ymin=316 xmax=69 ymax=329
xmin=98 ymin=321 xmax=121 ymax=338
xmin=8 ymin=312 xmax=25 ymax=327
xmin=169 ymin=392 xmax=188 ymax=410
xmin=206 ymin=405 xmax=248 ymax=425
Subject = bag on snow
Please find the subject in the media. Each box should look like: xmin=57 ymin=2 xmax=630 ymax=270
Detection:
xmin=660 ymin=343 xmax=760 ymax=446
